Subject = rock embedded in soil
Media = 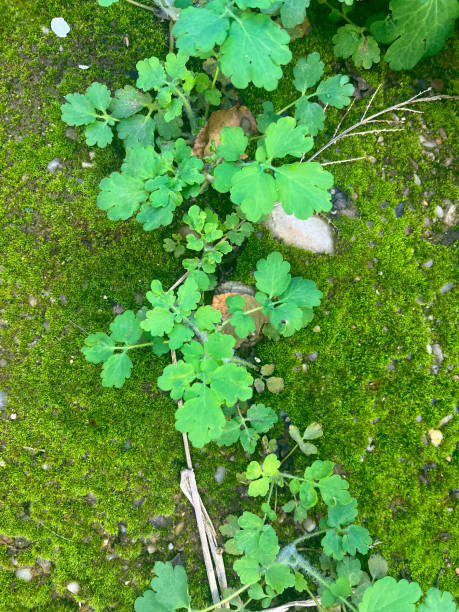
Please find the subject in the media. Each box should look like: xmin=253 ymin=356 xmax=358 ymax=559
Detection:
xmin=15 ymin=568 xmax=33 ymax=582
xmin=214 ymin=466 xmax=226 ymax=483
xmin=265 ymin=203 xmax=334 ymax=254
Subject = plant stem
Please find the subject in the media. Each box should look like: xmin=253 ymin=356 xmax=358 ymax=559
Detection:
xmin=176 ymin=89 xmax=198 ymax=132
xmin=198 ymin=584 xmax=250 ymax=611
xmin=276 ymin=94 xmax=305 ymax=116
xmin=305 ymin=586 xmax=325 ymax=611
xmin=280 ymin=444 xmax=298 ymax=465
xmin=113 ymin=342 xmax=154 ymax=351
xmin=291 ymin=530 xmax=327 ymax=546
xmin=231 ymin=356 xmax=260 ymax=371
xmin=323 ymin=0 xmax=361 ymax=28
xmin=124 ymin=0 xmax=156 ymax=12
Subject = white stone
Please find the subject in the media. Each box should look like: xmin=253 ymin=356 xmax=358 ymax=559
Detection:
xmin=444 ymin=202 xmax=456 ymax=227
xmin=15 ymin=568 xmax=33 ymax=582
xmin=51 ymin=17 xmax=70 ymax=38
xmin=265 ymin=204 xmax=334 ymax=254
xmin=214 ymin=466 xmax=226 ymax=484
xmin=66 ymin=581 xmax=80 ymax=594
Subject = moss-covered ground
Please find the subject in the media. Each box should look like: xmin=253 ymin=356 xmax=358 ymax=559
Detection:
xmin=0 ymin=1 xmax=457 ymax=609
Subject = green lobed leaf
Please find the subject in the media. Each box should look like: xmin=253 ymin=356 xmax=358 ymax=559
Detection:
xmin=337 ymin=557 xmax=362 ymax=586
xmin=134 ymin=561 xmax=190 ymax=612
xmin=175 ymin=383 xmax=225 ymax=447
xmin=85 ymin=82 xmax=111 ymax=111
xmin=322 ymin=529 xmax=345 ymax=560
xmin=157 ymin=361 xmax=195 ymax=399
xmin=321 ymin=576 xmax=352 ymax=607
xmin=136 ymin=56 xmax=167 ymax=91
xmin=318 ymin=474 xmax=351 ymax=506
xmin=274 ymin=162 xmax=334 ymax=218
xmin=211 ymin=363 xmax=253 ymax=404
xmin=418 ymin=587 xmax=457 ymax=612
xmin=216 ymin=127 xmax=248 ymax=161
xmin=293 ymin=52 xmax=324 ymax=92
xmin=233 ymin=556 xmax=261 ymax=585
xmin=84 ymin=121 xmax=113 ymax=148
xmin=265 ymin=564 xmax=295 ymax=594
xmin=247 ymin=404 xmax=278 ymax=433
xmin=299 ymin=482 xmax=318 ymax=508
xmin=382 ymin=0 xmax=459 ymax=71
xmin=341 ymin=524 xmax=371 ymax=556
xmin=82 ymin=333 xmax=115 ymax=363
xmin=327 ymin=499 xmax=358 ymax=529
xmin=280 ymin=0 xmax=311 ymax=29
xmin=61 ymin=92 xmax=96 ymax=126
xmin=173 ymin=0 xmax=230 ymax=56
xmin=194 ymin=305 xmax=222 ymax=331
xmin=230 ymin=165 xmax=277 ymax=221
xmin=264 ymin=117 xmax=313 ymax=159
xmin=109 ymin=85 xmax=152 ymax=119
xmin=294 ymin=99 xmax=324 ymax=137
xmin=316 ymin=74 xmax=354 ymax=108
xmin=219 ymin=13 xmax=292 ymax=91
xmin=101 ymin=352 xmax=133 ymax=388
xmin=117 ymin=114 xmax=156 ymax=147
xmin=255 ymin=252 xmax=291 ymax=298
xmin=97 ymin=172 xmax=147 ymax=221
xmin=110 ymin=310 xmax=143 ymax=344
xmin=359 ymin=576 xmax=422 ymax=612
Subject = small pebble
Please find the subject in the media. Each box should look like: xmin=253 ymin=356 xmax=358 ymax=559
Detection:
xmin=304 ymin=352 xmax=318 ymax=362
xmin=432 ymin=343 xmax=443 ymax=363
xmin=51 ymin=17 xmax=70 ymax=38
xmin=66 ymin=581 xmax=80 ymax=594
xmin=168 ymin=543 xmax=174 ymax=550
xmin=439 ymin=282 xmax=454 ymax=294
xmin=313 ymin=325 xmax=320 ymax=333
xmin=304 ymin=518 xmax=316 ymax=532
xmin=413 ymin=174 xmax=421 ymax=186
xmin=15 ymin=568 xmax=33 ymax=582
xmin=10 ymin=413 xmax=17 ymax=420
xmin=78 ymin=64 xmax=90 ymax=70
xmin=435 ymin=205 xmax=444 ymax=218
xmin=422 ymin=259 xmax=433 ymax=268
xmin=47 ymin=158 xmax=63 ymax=173
xmin=214 ymin=466 xmax=226 ymax=484
xmin=427 ymin=429 xmax=442 ymax=447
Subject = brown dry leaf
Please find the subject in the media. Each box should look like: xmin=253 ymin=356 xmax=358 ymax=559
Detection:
xmin=211 ymin=292 xmax=268 ymax=348
xmin=286 ymin=18 xmax=312 ymax=42
xmin=192 ymin=105 xmax=257 ymax=159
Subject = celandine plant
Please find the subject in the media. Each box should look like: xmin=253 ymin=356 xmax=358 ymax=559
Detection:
xmin=59 ymin=1 xmax=458 ymax=609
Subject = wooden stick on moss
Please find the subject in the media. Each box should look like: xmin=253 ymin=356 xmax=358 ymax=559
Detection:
xmin=306 ymin=87 xmax=459 ymax=163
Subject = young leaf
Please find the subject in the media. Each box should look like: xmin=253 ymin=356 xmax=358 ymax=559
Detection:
xmin=337 ymin=557 xmax=362 ymax=586
xmin=233 ymin=556 xmax=261 ymax=584
xmin=266 ymin=377 xmax=285 ymax=394
xmin=359 ymin=576 xmax=422 ymax=612
xmin=61 ymin=92 xmax=96 ymax=126
xmin=97 ymin=173 xmax=147 ymax=221
xmin=204 ymin=333 xmax=235 ymax=360
xmin=109 ymin=85 xmax=152 ymax=119
xmin=327 ymin=499 xmax=358 ymax=529
xmin=322 ymin=529 xmax=345 ymax=560
xmin=157 ymin=361 xmax=195 ymax=399
xmin=219 ymin=13 xmax=292 ymax=91
xmin=84 ymin=121 xmax=113 ymax=148
xmin=318 ymin=474 xmax=351 ymax=506
xmin=293 ymin=53 xmax=324 ymax=92
xmin=194 ymin=305 xmax=222 ymax=331
xmin=321 ymin=576 xmax=352 ymax=607
xmin=85 ymin=82 xmax=111 ymax=111
xmin=368 ymin=554 xmax=388 ymax=581
xmin=299 ymin=482 xmax=318 ymax=508
xmin=210 ymin=363 xmax=254 ymax=405
xmin=230 ymin=165 xmax=277 ymax=221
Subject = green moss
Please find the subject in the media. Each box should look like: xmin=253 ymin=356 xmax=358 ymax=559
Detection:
xmin=0 ymin=0 xmax=457 ymax=609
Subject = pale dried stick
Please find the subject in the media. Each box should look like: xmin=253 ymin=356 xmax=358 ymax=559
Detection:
xmin=307 ymin=89 xmax=458 ymax=163
xmin=255 ymin=598 xmax=322 ymax=611
xmin=171 ymin=349 xmax=222 ymax=605
xmin=321 ymin=156 xmax=367 ymax=166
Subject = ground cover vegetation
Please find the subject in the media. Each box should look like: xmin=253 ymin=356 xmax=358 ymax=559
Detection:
xmin=0 ymin=0 xmax=457 ymax=610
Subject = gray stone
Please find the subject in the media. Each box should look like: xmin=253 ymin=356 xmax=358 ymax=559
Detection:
xmin=422 ymin=259 xmax=433 ymax=268
xmin=214 ymin=466 xmax=226 ymax=484
xmin=66 ymin=581 xmax=80 ymax=594
xmin=149 ymin=514 xmax=171 ymax=529
xmin=15 ymin=568 xmax=33 ymax=582
xmin=51 ymin=17 xmax=70 ymax=38
xmin=432 ymin=343 xmax=443 ymax=364
xmin=47 ymin=158 xmax=63 ymax=173
xmin=265 ymin=204 xmax=334 ymax=254
xmin=304 ymin=352 xmax=318 ymax=362
xmin=443 ymin=202 xmax=456 ymax=227
xmin=439 ymin=282 xmax=454 ymax=294
xmin=0 ymin=391 xmax=7 ymax=409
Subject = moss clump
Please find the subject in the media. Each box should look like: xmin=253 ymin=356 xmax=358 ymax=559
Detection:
xmin=0 ymin=0 xmax=457 ymax=609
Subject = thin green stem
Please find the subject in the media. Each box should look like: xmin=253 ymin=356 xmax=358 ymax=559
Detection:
xmin=323 ymin=0 xmax=361 ymax=28
xmin=280 ymin=444 xmax=298 ymax=466
xmin=291 ymin=530 xmax=327 ymax=547
xmin=198 ymin=584 xmax=250 ymax=612
xmin=176 ymin=89 xmax=198 ymax=132
xmin=231 ymin=356 xmax=260 ymax=371
xmin=305 ymin=585 xmax=326 ymax=612
xmin=113 ymin=342 xmax=154 ymax=351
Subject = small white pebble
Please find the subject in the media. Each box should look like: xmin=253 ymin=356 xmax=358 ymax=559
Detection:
xmin=167 ymin=543 xmax=174 ymax=550
xmin=15 ymin=568 xmax=33 ymax=582
xmin=66 ymin=581 xmax=80 ymax=594
xmin=435 ymin=205 xmax=444 ymax=219
xmin=428 ymin=429 xmax=443 ymax=447
xmin=81 ymin=162 xmax=93 ymax=168
xmin=10 ymin=413 xmax=17 ymax=420
xmin=0 ymin=460 xmax=5 ymax=467
xmin=78 ymin=64 xmax=90 ymax=70
xmin=214 ymin=466 xmax=226 ymax=484
xmin=51 ymin=17 xmax=70 ymax=38
xmin=41 ymin=26 xmax=50 ymax=34
xmin=313 ymin=325 xmax=320 ymax=333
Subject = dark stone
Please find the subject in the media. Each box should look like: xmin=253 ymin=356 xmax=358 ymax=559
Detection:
xmin=331 ymin=186 xmax=351 ymax=211
xmin=395 ymin=202 xmax=405 ymax=218
xmin=149 ymin=514 xmax=172 ymax=529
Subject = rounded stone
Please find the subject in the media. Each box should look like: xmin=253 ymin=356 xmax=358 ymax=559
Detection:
xmin=15 ymin=568 xmax=33 ymax=582
xmin=265 ymin=204 xmax=334 ymax=254
xmin=66 ymin=581 xmax=80 ymax=594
